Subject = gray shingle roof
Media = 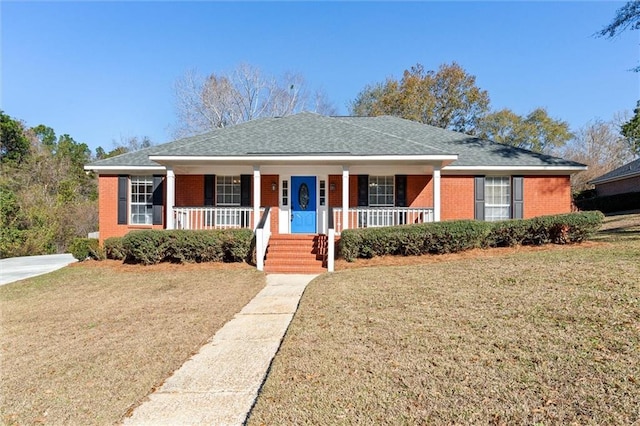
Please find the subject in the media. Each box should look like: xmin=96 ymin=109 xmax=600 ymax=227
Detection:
xmin=337 ymin=116 xmax=584 ymax=167
xmin=86 ymin=112 xmax=585 ymax=169
xmin=590 ymin=158 xmax=640 ymax=184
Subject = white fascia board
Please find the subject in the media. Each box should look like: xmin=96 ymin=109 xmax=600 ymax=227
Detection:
xmin=148 ymin=154 xmax=458 ymax=164
xmin=443 ymin=165 xmax=587 ymax=174
xmin=84 ymin=165 xmax=166 ymax=174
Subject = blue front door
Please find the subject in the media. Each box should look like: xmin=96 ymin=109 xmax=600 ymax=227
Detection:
xmin=291 ymin=176 xmax=316 ymax=233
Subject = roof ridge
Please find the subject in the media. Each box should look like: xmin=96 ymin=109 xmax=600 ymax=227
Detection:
xmin=335 ymin=116 xmax=451 ymax=155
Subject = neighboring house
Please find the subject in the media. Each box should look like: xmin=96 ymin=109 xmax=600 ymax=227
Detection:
xmin=589 ymin=158 xmax=640 ymax=197
xmin=85 ymin=112 xmax=586 ymax=272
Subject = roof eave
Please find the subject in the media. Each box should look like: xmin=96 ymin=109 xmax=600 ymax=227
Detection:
xmin=589 ymin=171 xmax=640 ymax=185
xmin=444 ymin=165 xmax=588 ymax=174
xmin=84 ymin=165 xmax=166 ymax=173
xmin=148 ymin=154 xmax=459 ymax=165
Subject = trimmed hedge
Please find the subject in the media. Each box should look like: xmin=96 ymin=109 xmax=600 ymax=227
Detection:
xmin=104 ymin=237 xmax=126 ymax=260
xmin=70 ymin=238 xmax=104 ymax=261
xmin=340 ymin=211 xmax=604 ymax=262
xmin=488 ymin=211 xmax=604 ymax=247
xmin=120 ymin=229 xmax=254 ymax=265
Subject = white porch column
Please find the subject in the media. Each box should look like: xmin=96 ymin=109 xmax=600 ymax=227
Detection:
xmin=342 ymin=166 xmax=349 ymax=230
xmin=253 ymin=166 xmax=261 ymax=229
xmin=165 ymin=167 xmax=175 ymax=229
xmin=433 ymin=165 xmax=441 ymax=222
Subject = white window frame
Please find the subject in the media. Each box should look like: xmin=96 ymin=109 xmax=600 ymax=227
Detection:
xmin=130 ymin=176 xmax=154 ymax=225
xmin=216 ymin=175 xmax=241 ymax=206
xmin=485 ymin=176 xmax=511 ymax=221
xmin=368 ymin=176 xmax=394 ymax=207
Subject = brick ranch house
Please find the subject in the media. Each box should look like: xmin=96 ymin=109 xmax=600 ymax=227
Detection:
xmin=85 ymin=112 xmax=586 ymax=273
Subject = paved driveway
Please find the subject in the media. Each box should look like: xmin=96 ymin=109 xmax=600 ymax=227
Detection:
xmin=0 ymin=254 xmax=77 ymax=286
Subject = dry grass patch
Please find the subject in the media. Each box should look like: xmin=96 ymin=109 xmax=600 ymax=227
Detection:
xmin=249 ymin=221 xmax=640 ymax=424
xmin=1 ymin=261 xmax=264 ymax=425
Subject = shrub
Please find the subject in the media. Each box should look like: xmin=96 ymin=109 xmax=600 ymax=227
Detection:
xmin=69 ymin=238 xmax=104 ymax=261
xmin=340 ymin=220 xmax=492 ymax=262
xmin=121 ymin=230 xmax=166 ymax=265
xmin=221 ymin=229 xmax=254 ymax=262
xmin=340 ymin=212 xmax=604 ymax=262
xmin=487 ymin=220 xmax=529 ymax=247
xmin=120 ymin=229 xmax=253 ymax=265
xmin=104 ymin=237 xmax=125 ymax=260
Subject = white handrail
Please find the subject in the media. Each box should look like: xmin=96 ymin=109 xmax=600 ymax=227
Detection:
xmin=255 ymin=207 xmax=271 ymax=272
xmin=332 ymin=207 xmax=434 ymax=234
xmin=173 ymin=207 xmax=254 ymax=230
xmin=327 ymin=228 xmax=335 ymax=272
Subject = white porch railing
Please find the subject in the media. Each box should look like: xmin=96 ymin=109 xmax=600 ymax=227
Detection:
xmin=255 ymin=207 xmax=272 ymax=272
xmin=173 ymin=207 xmax=254 ymax=230
xmin=332 ymin=207 xmax=434 ymax=234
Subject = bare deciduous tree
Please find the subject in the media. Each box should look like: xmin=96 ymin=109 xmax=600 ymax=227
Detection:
xmin=561 ymin=114 xmax=636 ymax=191
xmin=173 ymin=63 xmax=336 ymax=138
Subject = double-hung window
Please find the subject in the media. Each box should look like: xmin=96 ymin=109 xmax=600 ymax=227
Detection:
xmin=485 ymin=176 xmax=511 ymax=221
xmin=215 ymin=176 xmax=242 ymax=227
xmin=369 ymin=176 xmax=394 ymax=206
xmin=216 ymin=176 xmax=241 ymax=206
xmin=365 ymin=176 xmax=395 ymax=226
xmin=130 ymin=176 xmax=154 ymax=225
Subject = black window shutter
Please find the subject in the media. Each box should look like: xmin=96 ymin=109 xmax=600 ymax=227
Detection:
xmin=152 ymin=175 xmax=163 ymax=225
xmin=512 ymin=176 xmax=524 ymax=219
xmin=204 ymin=175 xmax=215 ymax=206
xmin=240 ymin=175 xmax=252 ymax=207
xmin=117 ymin=175 xmax=128 ymax=225
xmin=395 ymin=175 xmax=407 ymax=207
xmin=357 ymin=175 xmax=369 ymax=206
xmin=474 ymin=176 xmax=485 ymax=221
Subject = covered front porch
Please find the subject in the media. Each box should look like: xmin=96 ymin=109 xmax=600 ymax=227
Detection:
xmin=155 ymin=160 xmax=447 ymax=273
xmin=160 ymin=162 xmax=445 ymax=236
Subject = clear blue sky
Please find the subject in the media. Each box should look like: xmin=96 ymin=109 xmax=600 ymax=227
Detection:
xmin=2 ymin=1 xmax=638 ymax=153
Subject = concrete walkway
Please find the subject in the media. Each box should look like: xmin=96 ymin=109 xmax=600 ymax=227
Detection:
xmin=123 ymin=274 xmax=318 ymax=426
xmin=0 ymin=254 xmax=77 ymax=286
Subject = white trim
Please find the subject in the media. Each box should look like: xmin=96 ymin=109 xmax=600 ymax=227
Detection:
xmin=444 ymin=165 xmax=586 ymax=172
xmin=166 ymin=168 xmax=175 ymax=229
xmin=148 ymin=154 xmax=458 ymax=163
xmin=85 ymin=165 xmax=165 ymax=173
xmin=433 ymin=166 xmax=441 ymax=222
xmin=342 ymin=167 xmax=349 ymax=231
xmin=279 ymin=177 xmax=290 ymax=234
xmin=253 ymin=166 xmax=260 ymax=231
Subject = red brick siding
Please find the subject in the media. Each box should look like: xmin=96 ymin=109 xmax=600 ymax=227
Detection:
xmin=326 ymin=174 xmax=358 ymax=207
xmin=595 ymin=176 xmax=640 ymax=197
xmin=175 ymin=175 xmax=204 ymax=206
xmin=98 ymin=175 xmax=164 ymax=244
xmin=441 ymin=175 xmax=475 ymax=220
xmin=328 ymin=174 xmax=434 ymax=208
xmin=261 ymin=175 xmax=279 ymax=232
xmin=407 ymin=175 xmax=433 ymax=207
xmin=98 ymin=173 xmax=574 ymax=243
xmin=523 ymin=175 xmax=572 ymax=217
xmin=328 ymin=175 xmax=342 ymax=207
xmin=350 ymin=175 xmax=358 ymax=207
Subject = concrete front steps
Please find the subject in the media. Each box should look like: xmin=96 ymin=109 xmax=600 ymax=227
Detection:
xmin=263 ymin=234 xmax=327 ymax=274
